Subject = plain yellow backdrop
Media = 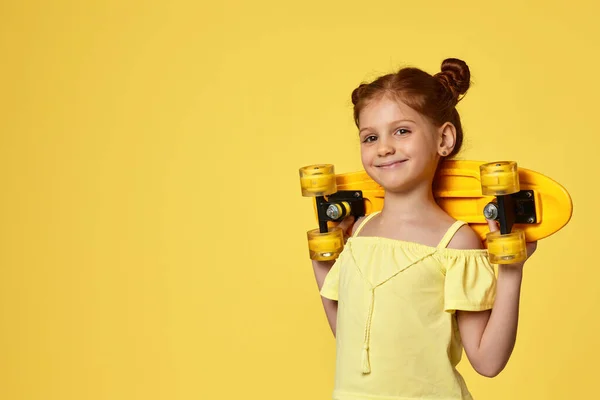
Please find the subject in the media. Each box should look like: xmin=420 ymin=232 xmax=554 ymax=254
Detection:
xmin=1 ymin=1 xmax=598 ymax=399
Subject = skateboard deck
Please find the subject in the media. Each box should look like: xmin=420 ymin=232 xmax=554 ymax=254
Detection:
xmin=320 ymin=160 xmax=572 ymax=243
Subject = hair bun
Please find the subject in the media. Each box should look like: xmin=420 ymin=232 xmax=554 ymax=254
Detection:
xmin=435 ymin=58 xmax=471 ymax=101
xmin=351 ymin=83 xmax=368 ymax=105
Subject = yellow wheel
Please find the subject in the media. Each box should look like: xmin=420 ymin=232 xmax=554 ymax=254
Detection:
xmin=486 ymin=229 xmax=527 ymax=264
xmin=299 ymin=164 xmax=337 ymax=197
xmin=307 ymin=227 xmax=344 ymax=261
xmin=480 ymin=161 xmax=520 ymax=196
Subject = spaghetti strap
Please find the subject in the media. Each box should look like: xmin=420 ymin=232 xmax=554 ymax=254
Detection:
xmin=353 ymin=211 xmax=381 ymax=237
xmin=437 ymin=220 xmax=468 ymax=248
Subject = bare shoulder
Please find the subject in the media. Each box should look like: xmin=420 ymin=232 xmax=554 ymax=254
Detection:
xmin=446 ymin=223 xmax=484 ymax=250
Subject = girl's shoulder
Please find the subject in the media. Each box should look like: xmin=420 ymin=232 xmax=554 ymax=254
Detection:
xmin=445 ymin=222 xmax=485 ymax=250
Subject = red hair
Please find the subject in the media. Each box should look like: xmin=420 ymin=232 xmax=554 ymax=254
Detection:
xmin=351 ymin=58 xmax=471 ymax=158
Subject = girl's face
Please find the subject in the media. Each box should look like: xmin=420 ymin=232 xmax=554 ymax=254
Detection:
xmin=358 ymin=95 xmax=451 ymax=193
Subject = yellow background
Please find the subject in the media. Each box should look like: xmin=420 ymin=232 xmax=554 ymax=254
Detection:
xmin=1 ymin=1 xmax=597 ymax=399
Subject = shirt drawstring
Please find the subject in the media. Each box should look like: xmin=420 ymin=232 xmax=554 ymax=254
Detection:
xmin=357 ymin=253 xmax=436 ymax=375
xmin=362 ymin=287 xmax=375 ymax=374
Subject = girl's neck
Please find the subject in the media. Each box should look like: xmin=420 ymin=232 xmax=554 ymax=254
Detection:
xmin=379 ymin=183 xmax=441 ymax=223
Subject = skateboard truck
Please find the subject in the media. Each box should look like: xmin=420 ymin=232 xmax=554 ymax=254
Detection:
xmin=315 ymin=191 xmax=366 ymax=233
xmin=483 ymin=190 xmax=536 ymax=235
xmin=299 ymin=164 xmax=369 ymax=261
xmin=480 ymin=161 xmax=531 ymax=264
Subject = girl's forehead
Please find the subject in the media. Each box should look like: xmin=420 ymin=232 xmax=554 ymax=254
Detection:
xmin=359 ymin=96 xmax=423 ymax=126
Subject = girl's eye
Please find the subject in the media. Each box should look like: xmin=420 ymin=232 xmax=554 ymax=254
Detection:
xmin=396 ymin=128 xmax=410 ymax=135
xmin=363 ymin=135 xmax=377 ymax=143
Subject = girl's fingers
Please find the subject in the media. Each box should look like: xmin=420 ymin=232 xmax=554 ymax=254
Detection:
xmin=486 ymin=218 xmax=499 ymax=232
xmin=338 ymin=216 xmax=355 ymax=231
xmin=337 ymin=216 xmax=355 ymax=242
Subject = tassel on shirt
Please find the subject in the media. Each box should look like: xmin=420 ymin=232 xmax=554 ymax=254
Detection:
xmin=361 ymin=344 xmax=371 ymax=374
xmin=361 ymin=288 xmax=375 ymax=374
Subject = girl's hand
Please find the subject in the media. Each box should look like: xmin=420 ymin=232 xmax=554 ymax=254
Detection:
xmin=336 ymin=215 xmax=356 ymax=244
xmin=486 ymin=219 xmax=538 ymax=266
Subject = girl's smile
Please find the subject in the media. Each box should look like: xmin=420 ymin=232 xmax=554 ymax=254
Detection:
xmin=375 ymin=159 xmax=408 ymax=168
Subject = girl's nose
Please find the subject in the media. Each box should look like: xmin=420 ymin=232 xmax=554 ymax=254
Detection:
xmin=377 ymin=139 xmax=395 ymax=157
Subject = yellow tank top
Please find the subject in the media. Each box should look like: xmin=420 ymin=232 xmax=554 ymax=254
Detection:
xmin=320 ymin=211 xmax=497 ymax=400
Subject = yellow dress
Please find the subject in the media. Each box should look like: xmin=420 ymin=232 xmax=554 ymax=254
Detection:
xmin=320 ymin=211 xmax=497 ymax=400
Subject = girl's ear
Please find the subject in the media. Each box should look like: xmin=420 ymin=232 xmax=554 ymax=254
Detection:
xmin=438 ymin=122 xmax=456 ymax=157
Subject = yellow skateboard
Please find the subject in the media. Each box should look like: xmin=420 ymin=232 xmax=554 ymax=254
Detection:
xmin=299 ymin=161 xmax=573 ymax=264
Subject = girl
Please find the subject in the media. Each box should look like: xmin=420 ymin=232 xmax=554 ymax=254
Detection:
xmin=312 ymin=58 xmax=537 ymax=400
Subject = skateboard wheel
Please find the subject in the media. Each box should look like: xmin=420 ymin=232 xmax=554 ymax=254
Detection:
xmin=480 ymin=161 xmax=520 ymax=196
xmin=299 ymin=164 xmax=337 ymax=197
xmin=307 ymin=227 xmax=344 ymax=261
xmin=486 ymin=229 xmax=527 ymax=264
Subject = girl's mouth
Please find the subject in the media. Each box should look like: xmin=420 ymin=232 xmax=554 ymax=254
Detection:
xmin=377 ymin=159 xmax=407 ymax=168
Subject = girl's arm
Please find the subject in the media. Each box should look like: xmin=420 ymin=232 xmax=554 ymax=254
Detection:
xmin=312 ymin=216 xmax=357 ymax=338
xmin=456 ymin=266 xmax=523 ymax=377
xmin=312 ymin=260 xmax=338 ymax=337
xmin=454 ymin=220 xmax=537 ymax=377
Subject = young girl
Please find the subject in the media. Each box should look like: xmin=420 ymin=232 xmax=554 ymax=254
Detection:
xmin=312 ymin=58 xmax=537 ymax=400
